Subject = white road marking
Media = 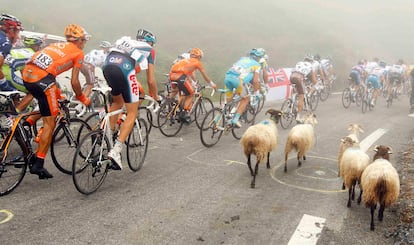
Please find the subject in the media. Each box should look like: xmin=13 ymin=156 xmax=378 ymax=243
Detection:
xmin=287 ymin=214 xmax=326 ymax=245
xmin=359 ymin=128 xmax=389 ymax=152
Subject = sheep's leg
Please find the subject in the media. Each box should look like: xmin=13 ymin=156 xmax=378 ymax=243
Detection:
xmin=251 ymin=161 xmax=259 ymax=188
xmin=351 ymin=180 xmax=356 ymax=200
xmin=370 ymin=204 xmax=377 ymax=231
xmin=378 ymin=203 xmax=385 ymax=221
xmin=284 ymin=152 xmax=288 ymax=173
xmin=347 ymin=187 xmax=352 ymax=208
xmin=297 ymin=152 xmax=302 ymax=167
xmin=357 ymin=189 xmax=362 ymax=205
xmin=266 ymin=152 xmax=271 ymax=169
xmin=303 ymin=155 xmax=306 ymax=161
xmin=342 ymin=182 xmax=345 ymax=190
xmin=247 ymin=154 xmax=254 ymax=176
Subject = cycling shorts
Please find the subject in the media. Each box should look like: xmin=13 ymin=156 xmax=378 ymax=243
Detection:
xmin=388 ymin=72 xmax=403 ymax=85
xmin=224 ymin=74 xmax=250 ymax=98
xmin=349 ymin=70 xmax=361 ymax=85
xmin=24 ymin=74 xmax=59 ymax=116
xmin=366 ymin=74 xmax=381 ymax=89
xmin=171 ymin=75 xmax=194 ymax=96
xmin=289 ymin=71 xmax=305 ymax=95
xmin=102 ymin=51 xmax=142 ymax=103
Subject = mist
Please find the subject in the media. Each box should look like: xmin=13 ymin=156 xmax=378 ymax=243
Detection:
xmin=3 ymin=0 xmax=414 ymax=88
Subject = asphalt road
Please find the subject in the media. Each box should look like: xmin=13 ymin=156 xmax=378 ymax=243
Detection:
xmin=0 ymin=90 xmax=412 ymax=245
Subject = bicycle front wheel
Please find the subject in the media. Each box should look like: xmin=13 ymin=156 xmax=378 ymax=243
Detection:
xmin=200 ymin=108 xmax=224 ymax=147
xmin=139 ymin=106 xmax=153 ymax=134
xmin=232 ymin=104 xmax=255 ymax=140
xmin=0 ymin=131 xmax=28 ymax=196
xmin=280 ymin=99 xmax=295 ymax=129
xmin=319 ymin=84 xmax=330 ymax=101
xmin=342 ymin=88 xmax=351 ymax=108
xmin=309 ymin=92 xmax=319 ymax=111
xmin=72 ymin=130 xmax=110 ymax=195
xmin=194 ymin=97 xmax=214 ymax=129
xmin=361 ymin=95 xmax=368 ymax=113
xmin=51 ymin=118 xmax=91 ymax=175
xmin=127 ymin=118 xmax=148 ymax=172
xmin=157 ymin=100 xmax=183 ymax=137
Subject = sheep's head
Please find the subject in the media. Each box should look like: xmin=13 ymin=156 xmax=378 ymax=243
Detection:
xmin=340 ymin=136 xmax=358 ymax=147
xmin=348 ymin=123 xmax=364 ymax=135
xmin=265 ymin=109 xmax=282 ymax=123
xmin=373 ymin=145 xmax=393 ymax=161
xmin=302 ymin=113 xmax=318 ymax=126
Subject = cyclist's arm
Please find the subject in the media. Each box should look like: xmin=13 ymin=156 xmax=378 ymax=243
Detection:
xmin=80 ymin=63 xmax=94 ymax=85
xmin=70 ymin=66 xmax=83 ymax=97
xmin=0 ymin=55 xmax=5 ymax=79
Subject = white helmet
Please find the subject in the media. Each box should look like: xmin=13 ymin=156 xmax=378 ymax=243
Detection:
xmin=295 ymin=61 xmax=312 ymax=75
xmin=99 ymin=40 xmax=112 ymax=48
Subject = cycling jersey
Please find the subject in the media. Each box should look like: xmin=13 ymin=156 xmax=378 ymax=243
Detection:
xmin=0 ymin=30 xmax=12 ymax=58
xmin=225 ymin=56 xmax=261 ymax=97
xmin=84 ymin=49 xmax=107 ymax=68
xmin=1 ymin=47 xmax=35 ymax=92
xmin=23 ymin=42 xmax=84 ymax=82
xmin=169 ymin=57 xmax=203 ymax=95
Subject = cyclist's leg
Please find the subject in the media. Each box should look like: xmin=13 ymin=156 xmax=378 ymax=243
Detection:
xmin=290 ymin=72 xmax=305 ymax=120
xmin=176 ymin=76 xmax=194 ymax=122
xmin=231 ymin=81 xmax=249 ymax=127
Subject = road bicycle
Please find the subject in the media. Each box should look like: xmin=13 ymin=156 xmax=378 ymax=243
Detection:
xmin=72 ymin=86 xmax=149 ymax=195
xmin=342 ymin=79 xmax=364 ymax=108
xmin=279 ymin=84 xmax=317 ymax=129
xmin=199 ymin=88 xmax=256 ymax=147
xmin=157 ymin=82 xmax=214 ymax=137
xmin=0 ymin=91 xmax=91 ymax=196
xmin=362 ymin=82 xmax=375 ymax=113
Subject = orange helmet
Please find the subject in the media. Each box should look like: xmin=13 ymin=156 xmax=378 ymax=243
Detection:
xmin=64 ymin=24 xmax=88 ymax=41
xmin=190 ymin=48 xmax=204 ymax=58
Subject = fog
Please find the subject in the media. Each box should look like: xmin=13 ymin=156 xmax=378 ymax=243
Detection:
xmin=4 ymin=0 xmax=414 ymax=87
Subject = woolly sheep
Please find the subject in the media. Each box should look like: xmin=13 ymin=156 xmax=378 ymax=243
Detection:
xmin=337 ymin=124 xmax=364 ymax=176
xmin=339 ymin=146 xmax=370 ymax=207
xmin=372 ymin=145 xmax=392 ymax=161
xmin=240 ymin=109 xmax=282 ymax=188
xmin=284 ymin=113 xmax=318 ymax=173
xmin=361 ymin=151 xmax=400 ymax=231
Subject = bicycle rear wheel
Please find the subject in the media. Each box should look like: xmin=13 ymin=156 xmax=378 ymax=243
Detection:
xmin=200 ymin=108 xmax=224 ymax=147
xmin=127 ymin=118 xmax=148 ymax=172
xmin=342 ymin=88 xmax=351 ymax=108
xmin=157 ymin=99 xmax=183 ymax=137
xmin=280 ymin=99 xmax=295 ymax=129
xmin=361 ymin=95 xmax=368 ymax=113
xmin=51 ymin=118 xmax=91 ymax=175
xmin=72 ymin=130 xmax=110 ymax=195
xmin=194 ymin=97 xmax=214 ymax=129
xmin=0 ymin=131 xmax=28 ymax=196
xmin=319 ymin=85 xmax=330 ymax=101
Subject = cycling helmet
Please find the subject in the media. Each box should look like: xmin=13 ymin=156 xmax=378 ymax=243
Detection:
xmin=249 ymin=48 xmax=265 ymax=61
xmin=295 ymin=61 xmax=312 ymax=75
xmin=99 ymin=40 xmax=112 ymax=48
xmin=23 ymin=35 xmax=43 ymax=47
xmin=0 ymin=13 xmax=23 ymax=31
xmin=136 ymin=28 xmax=156 ymax=44
xmin=64 ymin=24 xmax=88 ymax=41
xmin=314 ymin=54 xmax=321 ymax=61
xmin=304 ymin=54 xmax=313 ymax=62
xmin=190 ymin=48 xmax=204 ymax=58
xmin=379 ymin=60 xmax=386 ymax=68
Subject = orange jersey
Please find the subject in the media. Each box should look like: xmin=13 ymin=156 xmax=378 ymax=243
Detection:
xmin=169 ymin=57 xmax=203 ymax=81
xmin=23 ymin=42 xmax=84 ymax=82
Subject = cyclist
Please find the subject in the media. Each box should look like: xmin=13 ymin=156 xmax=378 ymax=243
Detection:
xmin=387 ymin=62 xmax=405 ymax=102
xmin=103 ymin=35 xmax=152 ymax=170
xmin=168 ymin=47 xmax=216 ymax=122
xmin=223 ymin=48 xmax=264 ymax=128
xmin=80 ymin=40 xmax=112 ymax=98
xmin=366 ymin=63 xmax=386 ymax=106
xmin=135 ymin=28 xmax=162 ymax=104
xmin=302 ymin=55 xmax=319 ymax=94
xmin=348 ymin=60 xmax=366 ymax=100
xmin=1 ymin=35 xmax=43 ymax=112
xmin=291 ymin=61 xmax=312 ymax=122
xmin=0 ymin=13 xmax=23 ymax=92
xmin=22 ymin=24 xmax=91 ymax=179
xmin=312 ymin=54 xmax=326 ymax=84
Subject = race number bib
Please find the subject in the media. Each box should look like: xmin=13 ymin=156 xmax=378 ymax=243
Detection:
xmin=33 ymin=53 xmax=53 ymax=70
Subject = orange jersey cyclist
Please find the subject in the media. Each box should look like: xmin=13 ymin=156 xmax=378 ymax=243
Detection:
xmin=22 ymin=24 xmax=91 ymax=179
xmin=169 ymin=47 xmax=216 ymax=122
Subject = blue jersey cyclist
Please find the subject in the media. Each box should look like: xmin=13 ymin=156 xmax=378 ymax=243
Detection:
xmin=102 ymin=35 xmax=150 ymax=170
xmin=366 ymin=64 xmax=386 ymax=106
xmin=224 ymin=48 xmax=265 ymax=128
xmin=349 ymin=60 xmax=366 ymax=95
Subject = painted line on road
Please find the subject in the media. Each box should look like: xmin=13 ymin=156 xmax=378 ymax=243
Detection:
xmin=360 ymin=128 xmax=389 ymax=152
xmin=288 ymin=214 xmax=326 ymax=245
xmin=0 ymin=209 xmax=14 ymax=224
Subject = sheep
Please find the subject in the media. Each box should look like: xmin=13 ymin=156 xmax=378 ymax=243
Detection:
xmin=339 ymin=146 xmax=370 ymax=207
xmin=372 ymin=145 xmax=392 ymax=161
xmin=284 ymin=112 xmax=318 ymax=173
xmin=240 ymin=108 xmax=282 ymax=188
xmin=337 ymin=123 xmax=364 ymax=176
xmin=361 ymin=146 xmax=399 ymax=231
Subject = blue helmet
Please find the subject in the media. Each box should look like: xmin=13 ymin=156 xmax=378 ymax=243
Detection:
xmin=136 ymin=28 xmax=156 ymax=44
xmin=249 ymin=48 xmax=265 ymax=60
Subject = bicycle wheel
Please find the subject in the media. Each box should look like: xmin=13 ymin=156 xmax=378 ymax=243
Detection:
xmin=309 ymin=92 xmax=319 ymax=111
xmin=232 ymin=104 xmax=255 ymax=140
xmin=280 ymin=99 xmax=295 ymax=129
xmin=194 ymin=97 xmax=214 ymax=129
xmin=256 ymin=95 xmax=265 ymax=114
xmin=361 ymin=95 xmax=368 ymax=113
xmin=83 ymin=111 xmax=101 ymax=131
xmin=0 ymin=131 xmax=28 ymax=196
xmin=319 ymin=85 xmax=330 ymax=101
xmin=200 ymin=108 xmax=224 ymax=147
xmin=355 ymin=88 xmax=363 ymax=107
xmin=139 ymin=106 xmax=153 ymax=134
xmin=157 ymin=99 xmax=183 ymax=137
xmin=51 ymin=118 xmax=92 ymax=175
xmin=72 ymin=130 xmax=110 ymax=195
xmin=127 ymin=118 xmax=148 ymax=172
xmin=342 ymin=88 xmax=351 ymax=108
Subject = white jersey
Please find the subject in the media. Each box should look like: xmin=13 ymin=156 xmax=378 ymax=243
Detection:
xmin=84 ymin=49 xmax=107 ymax=68
xmin=111 ymin=36 xmax=150 ymax=71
